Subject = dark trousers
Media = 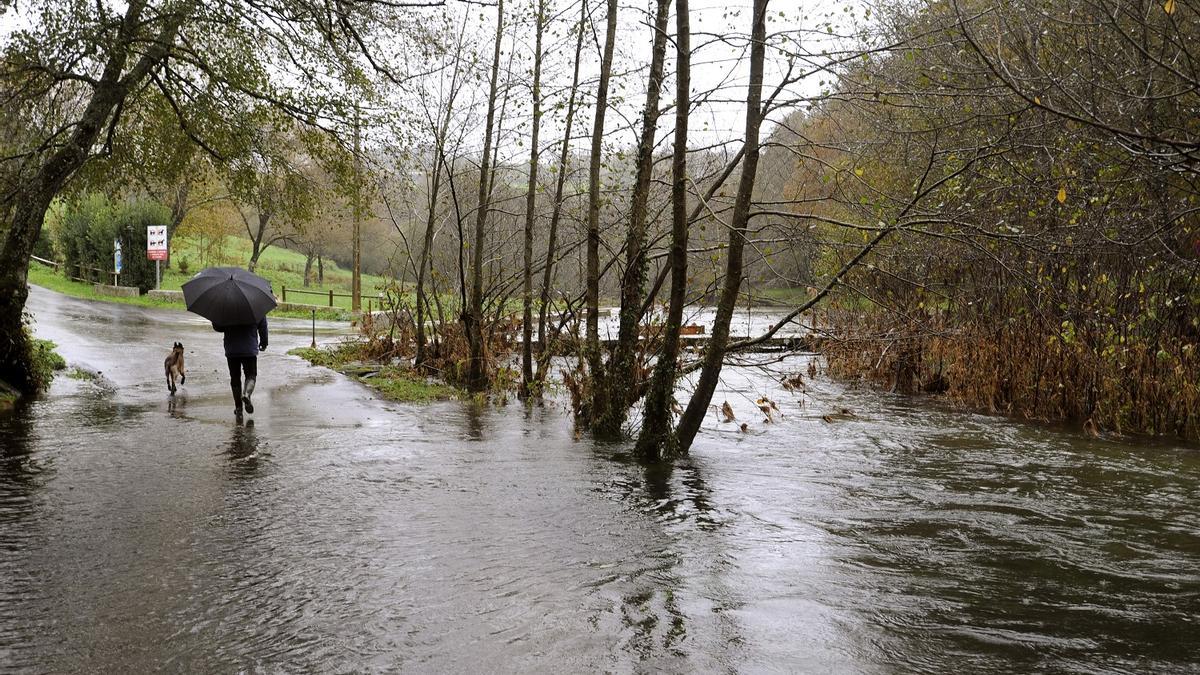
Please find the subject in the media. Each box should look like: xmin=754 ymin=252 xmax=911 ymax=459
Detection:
xmin=227 ymin=356 xmax=258 ymax=409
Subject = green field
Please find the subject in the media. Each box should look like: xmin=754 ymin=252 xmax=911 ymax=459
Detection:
xmin=167 ymin=235 xmax=395 ymax=311
xmin=29 ymin=260 xmax=348 ymax=320
xmin=28 ymin=235 xmax=417 ymax=320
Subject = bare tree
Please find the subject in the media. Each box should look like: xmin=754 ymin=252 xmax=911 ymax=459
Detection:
xmin=465 ymin=0 xmax=506 ymax=392
xmin=590 ymin=0 xmax=672 ymax=436
xmin=520 ymin=0 xmax=549 ymax=398
xmin=535 ymin=0 xmax=589 ymax=390
xmin=636 ymin=0 xmax=691 ymax=457
xmin=673 ymin=0 xmax=771 ymax=454
xmin=584 ymin=0 xmax=619 ymax=382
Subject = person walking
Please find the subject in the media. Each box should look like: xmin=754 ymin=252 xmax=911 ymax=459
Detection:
xmin=182 ymin=267 xmax=277 ymax=421
xmin=215 ymin=317 xmax=268 ymax=418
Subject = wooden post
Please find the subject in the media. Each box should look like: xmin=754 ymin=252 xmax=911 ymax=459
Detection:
xmin=351 ymin=105 xmax=362 ymax=312
xmin=282 ymin=286 xmax=288 ymax=303
xmin=329 ymin=289 xmax=334 ymax=307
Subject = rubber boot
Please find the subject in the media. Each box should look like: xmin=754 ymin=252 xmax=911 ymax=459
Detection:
xmin=232 ymin=380 xmax=243 ymax=418
xmin=242 ymin=378 xmax=256 ymax=414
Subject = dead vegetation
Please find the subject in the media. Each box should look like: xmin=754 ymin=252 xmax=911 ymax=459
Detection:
xmin=823 ymin=308 xmax=1200 ymax=442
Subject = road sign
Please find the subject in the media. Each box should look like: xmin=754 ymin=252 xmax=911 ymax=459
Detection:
xmin=114 ymin=239 xmax=123 ymax=274
xmin=147 ymin=225 xmax=168 ymax=261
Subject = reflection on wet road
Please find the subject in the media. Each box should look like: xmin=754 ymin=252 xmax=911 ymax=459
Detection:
xmin=1 ymin=286 xmax=1198 ymax=672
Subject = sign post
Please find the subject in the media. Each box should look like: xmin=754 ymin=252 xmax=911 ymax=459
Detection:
xmin=113 ymin=239 xmax=123 ymax=286
xmin=147 ymin=225 xmax=168 ymax=289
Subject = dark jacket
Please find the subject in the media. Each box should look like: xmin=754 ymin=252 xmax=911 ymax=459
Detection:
xmin=214 ymin=318 xmax=268 ymax=358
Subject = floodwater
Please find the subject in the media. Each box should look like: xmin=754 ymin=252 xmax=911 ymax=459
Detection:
xmin=1 ymin=286 xmax=1197 ymax=673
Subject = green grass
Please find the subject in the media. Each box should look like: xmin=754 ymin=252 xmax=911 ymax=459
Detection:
xmin=288 ymin=345 xmax=458 ymax=403
xmin=751 ymin=287 xmax=813 ymax=307
xmin=30 ymin=337 xmax=66 ymax=390
xmin=362 ymin=368 xmax=459 ymax=403
xmin=170 ymin=235 xmax=395 ymax=311
xmin=66 ymin=367 xmax=97 ymax=381
xmin=28 ymin=260 xmax=352 ymax=321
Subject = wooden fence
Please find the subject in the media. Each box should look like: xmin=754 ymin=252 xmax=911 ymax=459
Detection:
xmin=33 ymin=256 xmax=120 ymax=286
xmin=280 ymin=285 xmax=380 ymax=313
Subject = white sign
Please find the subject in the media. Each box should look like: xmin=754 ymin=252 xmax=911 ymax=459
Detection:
xmin=147 ymin=225 xmax=168 ymax=261
xmin=114 ymin=239 xmax=123 ymax=274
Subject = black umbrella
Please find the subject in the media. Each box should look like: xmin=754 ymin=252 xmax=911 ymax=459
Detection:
xmin=182 ymin=267 xmax=277 ymax=327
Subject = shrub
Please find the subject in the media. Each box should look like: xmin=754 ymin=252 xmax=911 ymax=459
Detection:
xmin=57 ymin=193 xmax=114 ymax=281
xmin=56 ymin=194 xmax=172 ymax=292
xmin=28 ymin=334 xmax=66 ymax=392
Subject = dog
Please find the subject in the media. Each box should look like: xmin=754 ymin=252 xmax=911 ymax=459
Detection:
xmin=165 ymin=342 xmax=186 ymax=395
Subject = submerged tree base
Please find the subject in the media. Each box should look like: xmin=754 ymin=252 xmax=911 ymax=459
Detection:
xmin=289 ymin=344 xmax=459 ymax=404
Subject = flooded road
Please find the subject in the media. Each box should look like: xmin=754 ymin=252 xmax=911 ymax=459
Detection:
xmin=2 ymin=286 xmax=1198 ymax=672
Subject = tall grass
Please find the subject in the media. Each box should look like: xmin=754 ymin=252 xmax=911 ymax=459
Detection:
xmin=824 ymin=307 xmax=1200 ymax=442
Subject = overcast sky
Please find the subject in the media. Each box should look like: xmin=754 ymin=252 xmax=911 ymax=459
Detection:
xmin=1 ymin=0 xmax=869 ymax=160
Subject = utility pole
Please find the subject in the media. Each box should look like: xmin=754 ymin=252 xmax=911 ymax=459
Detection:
xmin=352 ymin=104 xmax=362 ymax=313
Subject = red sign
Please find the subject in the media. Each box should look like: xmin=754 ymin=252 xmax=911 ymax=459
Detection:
xmin=147 ymin=225 xmax=168 ymax=261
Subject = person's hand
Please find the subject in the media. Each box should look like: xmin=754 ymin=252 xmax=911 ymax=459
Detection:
xmin=259 ymin=342 xmax=268 ymax=351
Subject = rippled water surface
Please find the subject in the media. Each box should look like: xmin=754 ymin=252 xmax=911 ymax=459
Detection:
xmin=1 ymin=287 xmax=1198 ymax=672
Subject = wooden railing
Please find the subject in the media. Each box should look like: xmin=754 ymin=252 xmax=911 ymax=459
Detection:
xmin=280 ymin=285 xmax=381 ymax=313
xmin=32 ymin=256 xmax=121 ymax=286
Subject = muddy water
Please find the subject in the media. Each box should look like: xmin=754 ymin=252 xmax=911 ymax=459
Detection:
xmin=0 ymin=287 xmax=1197 ymax=672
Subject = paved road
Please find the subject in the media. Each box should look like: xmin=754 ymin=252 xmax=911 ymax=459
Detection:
xmin=24 ymin=284 xmax=363 ymax=424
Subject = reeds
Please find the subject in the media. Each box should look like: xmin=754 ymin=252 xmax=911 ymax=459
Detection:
xmin=824 ymin=307 xmax=1200 ymax=442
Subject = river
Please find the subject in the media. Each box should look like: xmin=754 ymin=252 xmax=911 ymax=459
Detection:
xmin=1 ymin=286 xmax=1197 ymax=672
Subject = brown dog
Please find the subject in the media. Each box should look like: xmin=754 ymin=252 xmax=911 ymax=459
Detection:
xmin=165 ymin=342 xmax=186 ymax=395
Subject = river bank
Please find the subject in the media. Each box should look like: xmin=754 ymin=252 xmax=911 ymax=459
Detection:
xmin=288 ymin=343 xmax=459 ymax=403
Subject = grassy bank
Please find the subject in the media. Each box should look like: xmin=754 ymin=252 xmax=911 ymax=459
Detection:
xmin=748 ymin=287 xmax=812 ymax=307
xmin=1 ymin=336 xmax=66 ymax=409
xmin=289 ymin=344 xmax=458 ymax=403
xmin=28 ymin=260 xmax=352 ymax=321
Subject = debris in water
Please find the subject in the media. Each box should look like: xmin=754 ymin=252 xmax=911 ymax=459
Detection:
xmin=781 ymin=372 xmax=805 ymax=392
xmin=720 ymin=400 xmax=736 ymax=423
xmin=756 ymin=396 xmax=780 ymax=422
xmin=822 ymin=408 xmax=856 ymax=423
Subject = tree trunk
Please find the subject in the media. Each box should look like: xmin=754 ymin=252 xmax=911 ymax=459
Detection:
xmin=520 ymin=0 xmax=548 ymax=399
xmin=165 ymin=176 xmax=191 ymax=270
xmin=247 ymin=212 xmax=270 ymax=273
xmin=636 ymin=0 xmax=692 ymax=458
xmin=0 ymin=0 xmax=175 ymax=393
xmin=351 ymin=108 xmax=363 ymax=312
xmin=0 ymin=190 xmax=59 ymax=392
xmin=465 ymin=0 xmax=505 ymax=392
xmin=304 ymin=251 xmax=315 ymax=287
xmin=591 ymin=0 xmax=672 ymax=436
xmin=673 ymin=0 xmax=769 ymax=454
xmin=535 ymin=0 xmax=588 ymax=388
xmin=415 ymin=164 xmax=442 ymax=366
xmin=415 ymin=15 xmax=469 ymax=368
xmin=317 ymin=254 xmax=325 ymax=284
xmin=583 ymin=0 xmax=619 ymax=412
